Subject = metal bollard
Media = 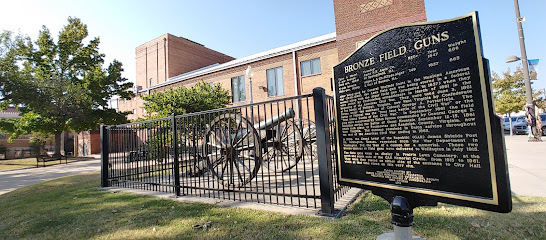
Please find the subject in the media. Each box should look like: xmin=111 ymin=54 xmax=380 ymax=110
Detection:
xmin=377 ymin=196 xmax=424 ymax=240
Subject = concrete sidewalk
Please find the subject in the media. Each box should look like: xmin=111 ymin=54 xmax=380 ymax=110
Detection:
xmin=503 ymin=135 xmax=546 ymax=197
xmin=0 ymin=156 xmax=101 ymax=195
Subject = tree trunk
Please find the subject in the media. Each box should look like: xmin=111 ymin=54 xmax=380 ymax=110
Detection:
xmin=54 ymin=131 xmax=62 ymax=159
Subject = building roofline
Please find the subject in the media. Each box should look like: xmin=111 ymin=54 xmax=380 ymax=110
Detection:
xmin=0 ymin=107 xmax=21 ymax=119
xmin=145 ymin=32 xmax=336 ymax=91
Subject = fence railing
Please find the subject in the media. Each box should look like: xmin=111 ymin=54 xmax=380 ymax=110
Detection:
xmin=101 ymin=87 xmax=349 ymax=214
xmin=0 ymin=149 xmax=38 ymax=160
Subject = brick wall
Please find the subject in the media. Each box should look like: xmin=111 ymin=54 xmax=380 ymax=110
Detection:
xmin=119 ymin=0 xmax=428 ymax=120
xmin=90 ymin=130 xmax=100 ymax=154
xmin=117 ymin=97 xmax=146 ymax=120
xmin=166 ymin=34 xmax=235 ymax=79
xmin=333 ymin=0 xmax=426 ymax=61
xmin=296 ymin=42 xmax=338 ymax=95
xmin=76 ymin=130 xmax=101 ymax=156
xmin=0 ymin=139 xmax=31 ymax=149
xmin=135 ymin=34 xmax=234 ymax=90
xmin=76 ymin=131 xmax=90 ymax=156
xmin=123 ymin=41 xmax=338 ymax=120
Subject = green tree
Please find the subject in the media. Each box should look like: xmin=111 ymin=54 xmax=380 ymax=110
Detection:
xmin=0 ymin=31 xmax=22 ymax=104
xmin=492 ymin=67 xmax=526 ymax=117
xmin=29 ymin=132 xmax=52 ymax=155
xmin=140 ymin=81 xmax=231 ymax=162
xmin=141 ymin=80 xmax=231 ymax=118
xmin=0 ymin=18 xmax=134 ymax=157
xmin=492 ymin=66 xmax=545 ymax=134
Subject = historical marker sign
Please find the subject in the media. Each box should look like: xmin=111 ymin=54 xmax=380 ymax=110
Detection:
xmin=333 ymin=13 xmax=511 ymax=213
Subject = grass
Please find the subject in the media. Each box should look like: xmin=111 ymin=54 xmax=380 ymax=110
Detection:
xmin=0 ymin=173 xmax=544 ymax=240
xmin=0 ymin=157 xmax=84 ymax=170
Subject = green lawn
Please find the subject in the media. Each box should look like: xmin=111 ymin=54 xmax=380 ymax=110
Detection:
xmin=0 ymin=173 xmax=544 ymax=240
xmin=0 ymin=157 xmax=83 ymax=170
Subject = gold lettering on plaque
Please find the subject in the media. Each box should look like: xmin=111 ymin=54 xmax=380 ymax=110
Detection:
xmin=414 ymin=31 xmax=450 ymax=50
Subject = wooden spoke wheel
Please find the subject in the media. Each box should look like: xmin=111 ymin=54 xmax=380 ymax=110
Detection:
xmin=296 ymin=119 xmax=317 ymax=162
xmin=263 ymin=120 xmax=304 ymax=172
xmin=205 ymin=114 xmax=261 ymax=187
xmin=181 ymin=138 xmax=208 ymax=177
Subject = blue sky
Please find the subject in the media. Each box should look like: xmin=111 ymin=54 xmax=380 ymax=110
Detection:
xmin=2 ymin=0 xmax=545 ymax=92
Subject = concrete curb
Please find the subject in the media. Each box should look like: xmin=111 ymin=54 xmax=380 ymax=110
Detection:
xmin=100 ymin=186 xmax=364 ymax=217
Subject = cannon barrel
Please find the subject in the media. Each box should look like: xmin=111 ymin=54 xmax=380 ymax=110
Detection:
xmin=253 ymin=107 xmax=295 ymax=131
xmin=211 ymin=108 xmax=295 ymax=143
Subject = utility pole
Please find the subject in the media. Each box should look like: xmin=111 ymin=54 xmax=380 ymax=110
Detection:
xmin=513 ymin=0 xmax=541 ymax=141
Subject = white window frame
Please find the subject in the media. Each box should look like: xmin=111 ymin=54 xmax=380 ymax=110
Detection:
xmin=231 ymin=75 xmax=246 ymax=103
xmin=266 ymin=66 xmax=284 ymax=97
xmin=300 ymin=58 xmax=321 ymax=77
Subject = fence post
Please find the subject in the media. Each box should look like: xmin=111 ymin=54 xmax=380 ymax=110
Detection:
xmin=313 ymin=87 xmax=336 ymax=216
xmin=100 ymin=125 xmax=109 ymax=188
xmin=171 ymin=114 xmax=181 ymax=196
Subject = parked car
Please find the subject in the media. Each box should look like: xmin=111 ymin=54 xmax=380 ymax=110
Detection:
xmin=502 ymin=117 xmax=510 ymax=131
xmin=513 ymin=121 xmax=529 ymax=135
xmin=512 ymin=113 xmax=546 ymax=135
xmin=503 ymin=115 xmax=526 ymax=132
xmin=541 ymin=113 xmax=546 ymax=136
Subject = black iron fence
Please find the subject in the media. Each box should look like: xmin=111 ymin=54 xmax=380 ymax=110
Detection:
xmin=101 ymin=88 xmax=349 ymax=214
xmin=0 ymin=149 xmax=37 ymax=160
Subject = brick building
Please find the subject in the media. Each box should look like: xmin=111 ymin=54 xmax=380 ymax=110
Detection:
xmin=0 ymin=107 xmax=30 ymax=159
xmin=1 ymin=107 xmax=77 ymax=158
xmin=118 ymin=0 xmax=427 ymax=119
xmin=75 ymin=130 xmax=100 ymax=156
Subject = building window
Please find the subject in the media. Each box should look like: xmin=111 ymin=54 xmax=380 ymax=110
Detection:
xmin=231 ymin=75 xmax=246 ymax=103
xmin=149 ymin=78 xmax=153 ymax=88
xmin=132 ymin=109 xmax=136 ymax=114
xmin=300 ymin=58 xmax=321 ymax=77
xmin=266 ymin=66 xmax=284 ymax=97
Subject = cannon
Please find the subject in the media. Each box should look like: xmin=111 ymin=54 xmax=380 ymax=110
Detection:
xmin=201 ymin=107 xmax=304 ymax=187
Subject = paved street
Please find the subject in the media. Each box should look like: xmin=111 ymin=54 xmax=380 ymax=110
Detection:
xmin=0 ymin=137 xmax=545 ymax=198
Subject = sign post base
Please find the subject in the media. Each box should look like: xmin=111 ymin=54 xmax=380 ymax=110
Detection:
xmin=377 ymin=196 xmax=425 ymax=240
xmin=376 ymin=226 xmax=425 ymax=240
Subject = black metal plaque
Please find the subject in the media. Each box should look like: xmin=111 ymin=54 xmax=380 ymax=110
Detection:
xmin=333 ymin=13 xmax=511 ymax=213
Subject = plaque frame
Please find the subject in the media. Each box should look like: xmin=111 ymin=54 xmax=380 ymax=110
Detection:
xmin=332 ymin=12 xmax=511 ymax=213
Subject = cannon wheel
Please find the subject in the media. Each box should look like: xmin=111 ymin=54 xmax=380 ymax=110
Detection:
xmin=297 ymin=119 xmax=317 ymax=163
xmin=205 ymin=113 xmax=261 ymax=187
xmin=263 ymin=119 xmax=304 ymax=172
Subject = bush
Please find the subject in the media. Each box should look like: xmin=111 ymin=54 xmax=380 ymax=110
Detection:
xmin=29 ymin=133 xmax=51 ymax=155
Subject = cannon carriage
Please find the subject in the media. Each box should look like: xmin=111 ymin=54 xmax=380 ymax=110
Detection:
xmin=185 ymin=107 xmax=306 ymax=187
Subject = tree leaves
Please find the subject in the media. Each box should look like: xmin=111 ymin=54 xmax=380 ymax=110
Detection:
xmin=0 ymin=17 xmax=134 ymax=154
xmin=492 ymin=67 xmax=527 ymax=115
xmin=141 ymin=81 xmax=231 ymax=118
xmin=492 ymin=66 xmax=545 ymax=115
